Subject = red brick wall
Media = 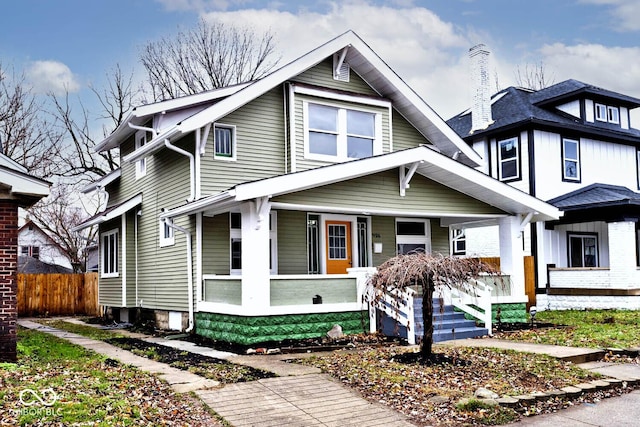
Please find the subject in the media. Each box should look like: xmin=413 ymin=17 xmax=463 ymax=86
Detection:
xmin=0 ymin=201 xmax=19 ymax=362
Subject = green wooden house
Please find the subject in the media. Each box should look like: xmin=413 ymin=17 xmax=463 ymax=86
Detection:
xmin=75 ymin=31 xmax=560 ymax=344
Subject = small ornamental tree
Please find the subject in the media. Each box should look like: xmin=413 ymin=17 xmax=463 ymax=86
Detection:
xmin=369 ymin=253 xmax=500 ymax=358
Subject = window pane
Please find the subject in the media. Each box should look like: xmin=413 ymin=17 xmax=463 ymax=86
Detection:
xmin=215 ymin=127 xmax=233 ymax=156
xmin=357 ymin=218 xmax=368 ymax=268
xmin=347 ymin=110 xmax=374 ymax=136
xmin=309 ymin=104 xmax=338 ymax=131
xmin=569 ymin=237 xmax=584 ymax=267
xmin=309 ymin=132 xmax=337 ymax=156
xmin=565 ymin=160 xmax=578 ymax=178
xmin=397 ymin=221 xmax=425 ymax=236
xmin=231 ymin=239 xmax=242 ymax=269
xmin=397 ymin=243 xmax=426 ymax=255
xmin=347 ymin=136 xmax=373 ymax=158
xmin=584 ymin=238 xmax=597 ymax=267
xmin=564 ymin=140 xmax=578 ymax=159
xmin=328 ymin=225 xmax=347 ymax=260
xmin=500 ymin=139 xmax=517 ymax=160
xmin=307 ymin=215 xmax=320 ymax=274
xmin=230 ymin=212 xmax=241 ymax=229
xmin=501 ymin=159 xmax=518 ymax=179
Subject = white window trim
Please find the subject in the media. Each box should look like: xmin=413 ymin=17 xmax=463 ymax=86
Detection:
xmin=100 ymin=229 xmax=119 ymax=278
xmin=303 ymin=100 xmax=383 ymax=162
xmin=159 ymin=219 xmax=175 ymax=247
xmin=396 ymin=218 xmax=432 ymax=255
xmin=568 ymin=233 xmax=599 ymax=268
xmin=497 ymin=137 xmax=520 ymax=181
xmin=562 ymin=138 xmax=580 ymax=181
xmin=229 ymin=212 xmax=277 ymax=275
xmin=135 ymin=130 xmax=147 ymax=179
xmin=213 ymin=123 xmax=237 ymax=161
xmin=595 ymin=103 xmax=620 ymax=124
xmin=450 ymin=228 xmax=466 ymax=256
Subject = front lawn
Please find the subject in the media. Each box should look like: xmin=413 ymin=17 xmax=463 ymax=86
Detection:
xmin=497 ymin=309 xmax=640 ymax=349
xmin=0 ymin=328 xmax=222 ymax=426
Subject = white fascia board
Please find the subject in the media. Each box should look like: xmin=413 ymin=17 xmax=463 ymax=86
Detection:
xmin=72 ymin=194 xmax=142 ymax=232
xmin=121 ymin=127 xmax=181 ymax=164
xmin=94 ymin=111 xmax=135 ymax=153
xmin=0 ymin=153 xmax=28 ymax=173
xmin=414 ymin=148 xmax=562 ymax=221
xmin=233 ymin=147 xmax=428 ymax=201
xmin=132 ymin=83 xmax=251 ymax=117
xmin=0 ymin=167 xmax=50 ymax=197
xmin=159 ymin=191 xmax=236 ymax=219
xmin=81 ymin=169 xmax=121 ymax=193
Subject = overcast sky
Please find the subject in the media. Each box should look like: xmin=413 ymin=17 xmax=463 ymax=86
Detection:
xmin=2 ymin=0 xmax=640 ymax=121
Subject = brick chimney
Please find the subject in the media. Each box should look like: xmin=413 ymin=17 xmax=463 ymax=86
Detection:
xmin=469 ymin=44 xmax=493 ymax=133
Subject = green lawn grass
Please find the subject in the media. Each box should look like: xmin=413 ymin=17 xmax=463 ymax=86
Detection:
xmin=0 ymin=328 xmax=218 ymax=426
xmin=507 ymin=309 xmax=640 ymax=348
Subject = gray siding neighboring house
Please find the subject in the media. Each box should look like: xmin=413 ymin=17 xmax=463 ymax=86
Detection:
xmin=75 ymin=31 xmax=560 ymax=344
xmin=447 ymin=46 xmax=640 ymax=310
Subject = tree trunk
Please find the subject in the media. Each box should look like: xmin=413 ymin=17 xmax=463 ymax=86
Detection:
xmin=420 ymin=283 xmax=434 ymax=358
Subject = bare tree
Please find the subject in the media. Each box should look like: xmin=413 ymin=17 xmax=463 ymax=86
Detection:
xmin=0 ymin=63 xmax=58 ymax=177
xmin=369 ymin=253 xmax=500 ymax=358
xmin=27 ymin=183 xmax=101 ymax=272
xmin=515 ymin=61 xmax=555 ymax=91
xmin=140 ymin=19 xmax=280 ymax=100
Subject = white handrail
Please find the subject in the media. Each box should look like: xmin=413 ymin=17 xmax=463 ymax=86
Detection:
xmin=449 ymin=278 xmax=493 ymax=335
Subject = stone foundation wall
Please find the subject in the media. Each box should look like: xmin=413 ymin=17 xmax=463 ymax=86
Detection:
xmin=196 ymin=311 xmax=369 ymax=345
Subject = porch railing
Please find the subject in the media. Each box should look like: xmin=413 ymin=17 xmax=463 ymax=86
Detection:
xmin=449 ymin=278 xmax=493 ymax=336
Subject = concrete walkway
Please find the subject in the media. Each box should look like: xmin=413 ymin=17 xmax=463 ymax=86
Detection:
xmin=18 ymin=319 xmax=416 ymax=426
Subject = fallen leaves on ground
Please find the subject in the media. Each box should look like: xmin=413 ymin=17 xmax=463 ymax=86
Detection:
xmin=295 ymin=345 xmax=631 ymax=426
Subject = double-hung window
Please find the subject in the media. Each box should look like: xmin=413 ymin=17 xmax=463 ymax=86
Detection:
xmin=214 ymin=124 xmax=236 ymax=160
xmin=451 ymin=229 xmax=466 ymax=256
xmin=396 ymin=219 xmax=431 ymax=255
xmin=135 ymin=130 xmax=147 ymax=179
xmin=306 ymin=102 xmax=379 ymax=161
xmin=562 ymin=138 xmax=580 ymax=181
xmin=568 ymin=233 xmax=598 ymax=268
xmin=497 ymin=137 xmax=519 ymax=181
xmin=101 ymin=229 xmax=119 ymax=277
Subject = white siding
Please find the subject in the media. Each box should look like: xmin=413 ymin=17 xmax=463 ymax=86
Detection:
xmin=585 ymin=99 xmax=594 ymax=123
xmin=556 ymin=100 xmax=580 ymax=118
xmin=549 ymin=221 xmax=609 ymax=268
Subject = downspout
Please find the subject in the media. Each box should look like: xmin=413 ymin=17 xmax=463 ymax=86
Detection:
xmin=163 ymin=219 xmax=194 ymax=333
xmin=164 ymin=140 xmax=195 ymax=202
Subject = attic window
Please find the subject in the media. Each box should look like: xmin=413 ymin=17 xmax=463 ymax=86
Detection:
xmin=595 ymin=103 xmax=620 ymax=124
xmin=333 ymin=53 xmax=350 ymax=82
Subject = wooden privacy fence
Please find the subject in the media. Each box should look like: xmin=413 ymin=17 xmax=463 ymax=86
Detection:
xmin=17 ymin=273 xmax=101 ymax=317
xmin=478 ymin=256 xmax=536 ymax=308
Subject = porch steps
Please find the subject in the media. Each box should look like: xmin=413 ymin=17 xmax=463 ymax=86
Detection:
xmin=414 ymin=297 xmax=488 ymax=343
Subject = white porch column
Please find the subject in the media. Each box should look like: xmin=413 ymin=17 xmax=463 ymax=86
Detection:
xmin=607 ymin=221 xmax=637 ymax=288
xmin=498 ymin=216 xmax=526 ymax=298
xmin=240 ymin=200 xmax=271 ymax=311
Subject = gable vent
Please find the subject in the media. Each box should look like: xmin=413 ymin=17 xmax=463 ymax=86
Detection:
xmin=333 ymin=53 xmax=350 ymax=82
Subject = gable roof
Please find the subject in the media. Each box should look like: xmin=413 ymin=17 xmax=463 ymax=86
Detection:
xmin=161 ymin=146 xmax=561 ymax=224
xmin=18 ymin=220 xmax=67 ymax=254
xmin=0 ymin=153 xmax=50 ymax=207
xmin=547 ymin=183 xmax=640 ymax=211
xmin=102 ymin=30 xmax=481 ymax=167
xmin=447 ymin=79 xmax=640 ymax=143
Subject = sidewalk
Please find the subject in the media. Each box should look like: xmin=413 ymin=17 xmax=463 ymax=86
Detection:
xmin=17 ymin=319 xmax=640 ymax=427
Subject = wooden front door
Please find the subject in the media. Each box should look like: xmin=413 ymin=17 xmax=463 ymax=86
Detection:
xmin=326 ymin=221 xmax=352 ymax=274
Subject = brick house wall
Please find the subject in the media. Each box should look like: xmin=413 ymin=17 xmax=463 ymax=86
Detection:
xmin=0 ymin=200 xmax=19 ymax=362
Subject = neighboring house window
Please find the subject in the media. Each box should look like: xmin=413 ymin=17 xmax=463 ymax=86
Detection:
xmin=451 ymin=229 xmax=466 ymax=256
xmin=159 ymin=218 xmax=175 ymax=247
xmin=595 ymin=103 xmax=620 ymax=124
xmin=562 ymin=138 xmax=581 ymax=181
xmin=568 ymin=233 xmax=598 ymax=268
xmin=101 ymin=229 xmax=119 ymax=277
xmin=214 ymin=124 xmax=236 ymax=160
xmin=497 ymin=137 xmax=519 ymax=181
xmin=396 ymin=219 xmax=431 ymax=255
xmin=305 ymin=102 xmax=379 ymax=161
xmin=230 ymin=212 xmax=277 ymax=274
xmin=135 ymin=130 xmax=147 ymax=179
xmin=21 ymin=246 xmax=40 ymax=259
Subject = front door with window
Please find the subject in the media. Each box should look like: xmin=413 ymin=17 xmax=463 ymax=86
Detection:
xmin=326 ymin=221 xmax=352 ymax=274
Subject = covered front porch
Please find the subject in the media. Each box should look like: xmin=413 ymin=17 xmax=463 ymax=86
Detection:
xmin=160 ymin=147 xmax=561 ymax=344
